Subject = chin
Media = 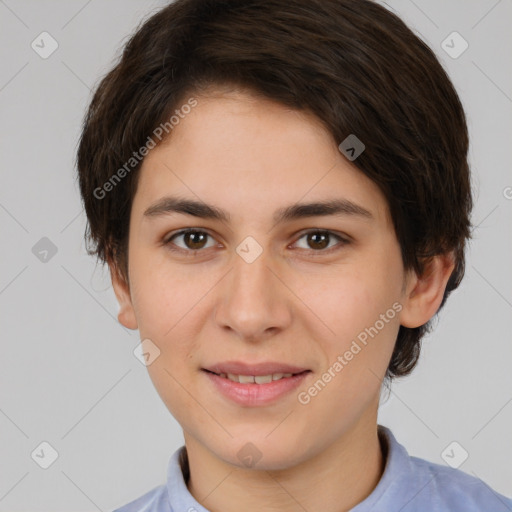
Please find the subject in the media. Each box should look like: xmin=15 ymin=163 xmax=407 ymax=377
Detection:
xmin=215 ymin=436 xmax=310 ymax=472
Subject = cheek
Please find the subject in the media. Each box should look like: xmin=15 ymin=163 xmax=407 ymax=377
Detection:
xmin=292 ymin=255 xmax=402 ymax=394
xmin=129 ymin=248 xmax=214 ymax=340
xmin=128 ymin=249 xmax=207 ymax=376
xmin=297 ymin=263 xmax=399 ymax=340
xmin=295 ymin=277 xmax=400 ymax=420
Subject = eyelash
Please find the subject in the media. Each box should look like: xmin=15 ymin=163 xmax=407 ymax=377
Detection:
xmin=163 ymin=228 xmax=350 ymax=257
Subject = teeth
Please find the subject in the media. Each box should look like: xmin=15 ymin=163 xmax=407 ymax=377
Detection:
xmin=222 ymin=372 xmax=295 ymax=384
xmin=255 ymin=375 xmax=272 ymax=384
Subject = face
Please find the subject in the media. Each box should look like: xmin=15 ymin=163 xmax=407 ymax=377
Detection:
xmin=113 ymin=87 xmax=419 ymax=470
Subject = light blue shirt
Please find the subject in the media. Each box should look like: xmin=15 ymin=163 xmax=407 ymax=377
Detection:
xmin=113 ymin=426 xmax=512 ymax=511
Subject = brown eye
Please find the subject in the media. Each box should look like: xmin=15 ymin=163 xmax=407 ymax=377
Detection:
xmin=306 ymin=231 xmax=330 ymax=250
xmin=183 ymin=231 xmax=208 ymax=250
xmin=293 ymin=230 xmax=348 ymax=253
xmin=165 ymin=229 xmax=216 ymax=252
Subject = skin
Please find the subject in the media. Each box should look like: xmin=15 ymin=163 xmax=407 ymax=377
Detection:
xmin=110 ymin=86 xmax=454 ymax=512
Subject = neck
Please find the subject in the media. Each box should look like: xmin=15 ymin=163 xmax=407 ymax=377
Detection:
xmin=183 ymin=413 xmax=385 ymax=512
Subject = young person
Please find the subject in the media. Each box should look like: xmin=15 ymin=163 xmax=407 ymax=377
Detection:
xmin=76 ymin=0 xmax=512 ymax=510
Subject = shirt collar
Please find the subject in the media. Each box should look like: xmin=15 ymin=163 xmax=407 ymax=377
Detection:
xmin=350 ymin=425 xmax=415 ymax=510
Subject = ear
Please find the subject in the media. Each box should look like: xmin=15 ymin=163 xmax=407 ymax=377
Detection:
xmin=399 ymin=252 xmax=456 ymax=329
xmin=108 ymin=258 xmax=138 ymax=330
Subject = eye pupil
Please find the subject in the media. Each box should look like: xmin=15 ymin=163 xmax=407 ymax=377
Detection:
xmin=308 ymin=232 xmax=329 ymax=250
xmin=186 ymin=231 xmax=207 ymax=249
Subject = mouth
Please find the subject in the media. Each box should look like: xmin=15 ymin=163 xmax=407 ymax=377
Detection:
xmin=201 ymin=362 xmax=312 ymax=406
xmin=202 ymin=368 xmax=310 ymax=384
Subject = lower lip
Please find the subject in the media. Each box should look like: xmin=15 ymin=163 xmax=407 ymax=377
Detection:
xmin=203 ymin=370 xmax=311 ymax=406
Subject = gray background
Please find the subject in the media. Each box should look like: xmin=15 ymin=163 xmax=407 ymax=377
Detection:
xmin=0 ymin=0 xmax=511 ymax=510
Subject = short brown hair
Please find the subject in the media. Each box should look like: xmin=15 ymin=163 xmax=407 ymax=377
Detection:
xmin=76 ymin=0 xmax=472 ymax=380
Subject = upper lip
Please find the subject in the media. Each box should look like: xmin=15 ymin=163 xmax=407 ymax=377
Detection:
xmin=203 ymin=361 xmax=310 ymax=376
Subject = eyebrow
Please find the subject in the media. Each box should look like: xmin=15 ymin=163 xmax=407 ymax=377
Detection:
xmin=143 ymin=196 xmax=373 ymax=224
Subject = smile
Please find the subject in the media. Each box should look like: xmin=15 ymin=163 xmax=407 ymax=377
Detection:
xmin=202 ymin=369 xmax=311 ymax=406
xmin=206 ymin=370 xmax=298 ymax=384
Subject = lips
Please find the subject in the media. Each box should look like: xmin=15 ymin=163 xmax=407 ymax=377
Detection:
xmin=203 ymin=364 xmax=311 ymax=406
xmin=210 ymin=372 xmax=298 ymax=384
xmin=202 ymin=361 xmax=309 ymax=376
xmin=201 ymin=361 xmax=311 ymax=405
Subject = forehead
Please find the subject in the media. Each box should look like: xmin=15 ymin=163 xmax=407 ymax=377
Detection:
xmin=132 ymin=89 xmax=392 ymax=227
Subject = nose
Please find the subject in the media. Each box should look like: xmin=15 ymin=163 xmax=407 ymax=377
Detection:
xmin=214 ymin=244 xmax=293 ymax=342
